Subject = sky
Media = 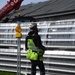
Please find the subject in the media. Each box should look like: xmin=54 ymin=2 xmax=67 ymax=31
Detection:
xmin=0 ymin=0 xmax=47 ymax=8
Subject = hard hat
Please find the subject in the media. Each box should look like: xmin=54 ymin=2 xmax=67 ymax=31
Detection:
xmin=18 ymin=13 xmax=21 ymax=16
xmin=29 ymin=23 xmax=37 ymax=29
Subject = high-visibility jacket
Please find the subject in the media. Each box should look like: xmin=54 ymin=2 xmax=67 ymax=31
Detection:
xmin=26 ymin=38 xmax=44 ymax=61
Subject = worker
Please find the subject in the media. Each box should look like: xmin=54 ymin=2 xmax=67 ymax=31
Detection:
xmin=25 ymin=23 xmax=46 ymax=75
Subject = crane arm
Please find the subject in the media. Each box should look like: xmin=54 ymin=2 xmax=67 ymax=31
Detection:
xmin=0 ymin=0 xmax=23 ymax=20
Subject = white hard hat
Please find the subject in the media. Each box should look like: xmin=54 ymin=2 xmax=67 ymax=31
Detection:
xmin=29 ymin=23 xmax=37 ymax=29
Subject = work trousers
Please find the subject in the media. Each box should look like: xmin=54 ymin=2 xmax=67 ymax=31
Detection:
xmin=31 ymin=60 xmax=45 ymax=75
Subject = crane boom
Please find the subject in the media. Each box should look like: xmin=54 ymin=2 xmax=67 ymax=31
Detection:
xmin=0 ymin=0 xmax=23 ymax=20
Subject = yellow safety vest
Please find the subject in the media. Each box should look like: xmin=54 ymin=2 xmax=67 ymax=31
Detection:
xmin=26 ymin=39 xmax=44 ymax=61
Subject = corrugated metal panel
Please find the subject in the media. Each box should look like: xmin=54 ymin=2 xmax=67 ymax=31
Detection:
xmin=0 ymin=51 xmax=75 ymax=75
xmin=9 ymin=0 xmax=75 ymax=19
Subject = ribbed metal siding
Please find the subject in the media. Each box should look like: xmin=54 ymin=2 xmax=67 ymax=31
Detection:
xmin=0 ymin=20 xmax=75 ymax=75
xmin=0 ymin=52 xmax=75 ymax=75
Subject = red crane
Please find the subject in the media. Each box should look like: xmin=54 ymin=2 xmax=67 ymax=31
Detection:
xmin=0 ymin=0 xmax=23 ymax=20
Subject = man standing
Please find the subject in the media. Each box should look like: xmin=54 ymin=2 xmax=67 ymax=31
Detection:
xmin=25 ymin=23 xmax=46 ymax=75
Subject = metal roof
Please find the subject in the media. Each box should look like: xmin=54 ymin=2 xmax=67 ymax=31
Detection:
xmin=9 ymin=0 xmax=75 ymax=18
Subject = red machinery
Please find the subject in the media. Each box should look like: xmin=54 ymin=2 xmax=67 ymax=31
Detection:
xmin=0 ymin=0 xmax=23 ymax=20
